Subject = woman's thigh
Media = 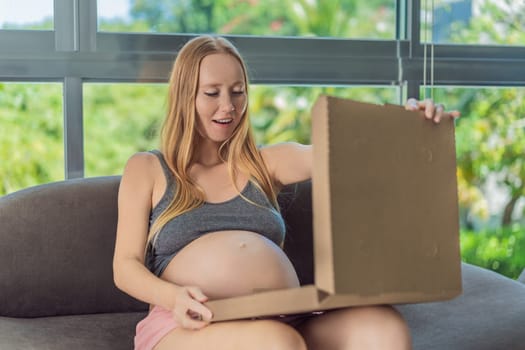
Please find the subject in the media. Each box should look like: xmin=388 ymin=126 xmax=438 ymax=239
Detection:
xmin=154 ymin=319 xmax=307 ymax=350
xmin=296 ymin=305 xmax=411 ymax=350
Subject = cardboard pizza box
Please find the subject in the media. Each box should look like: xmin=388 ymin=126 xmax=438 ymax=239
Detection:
xmin=206 ymin=95 xmax=462 ymax=321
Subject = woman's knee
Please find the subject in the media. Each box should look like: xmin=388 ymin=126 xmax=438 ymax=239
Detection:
xmin=246 ymin=320 xmax=307 ymax=350
xmin=345 ymin=306 xmax=411 ymax=349
xmin=300 ymin=306 xmax=411 ymax=350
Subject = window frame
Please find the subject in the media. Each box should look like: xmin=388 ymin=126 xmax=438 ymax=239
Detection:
xmin=0 ymin=0 xmax=524 ymax=179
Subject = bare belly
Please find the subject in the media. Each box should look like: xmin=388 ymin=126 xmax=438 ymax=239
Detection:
xmin=160 ymin=231 xmax=300 ymax=300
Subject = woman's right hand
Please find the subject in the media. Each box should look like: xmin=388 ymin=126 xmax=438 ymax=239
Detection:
xmin=171 ymin=285 xmax=213 ymax=330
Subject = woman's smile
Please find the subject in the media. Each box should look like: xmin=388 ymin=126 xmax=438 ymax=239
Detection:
xmin=212 ymin=118 xmax=233 ymax=125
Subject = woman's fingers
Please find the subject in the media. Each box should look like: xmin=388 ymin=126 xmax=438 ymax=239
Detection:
xmin=405 ymin=97 xmax=419 ymax=111
xmin=430 ymin=102 xmax=461 ymax=123
xmin=187 ymin=286 xmax=213 ymax=321
xmin=176 ymin=310 xmax=209 ymax=330
xmin=405 ymin=98 xmax=461 ymax=123
xmin=187 ymin=301 xmax=213 ymax=323
xmin=434 ymin=103 xmax=445 ymax=123
xmin=425 ymin=99 xmax=436 ymax=120
xmin=173 ymin=303 xmax=210 ymax=330
xmin=449 ymin=110 xmax=461 ymax=119
xmin=171 ymin=286 xmax=213 ymax=330
xmin=182 ymin=310 xmax=210 ymax=330
xmin=187 ymin=286 xmax=209 ymax=303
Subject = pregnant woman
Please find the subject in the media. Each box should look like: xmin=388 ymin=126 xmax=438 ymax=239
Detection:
xmin=113 ymin=35 xmax=459 ymax=350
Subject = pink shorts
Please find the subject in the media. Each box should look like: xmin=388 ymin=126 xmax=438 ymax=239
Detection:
xmin=134 ymin=306 xmax=323 ymax=350
xmin=134 ymin=306 xmax=180 ymax=350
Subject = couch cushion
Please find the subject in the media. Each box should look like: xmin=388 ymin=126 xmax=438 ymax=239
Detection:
xmin=0 ymin=312 xmax=146 ymax=350
xmin=396 ymin=263 xmax=525 ymax=350
xmin=0 ymin=176 xmax=147 ymax=317
xmin=279 ymin=180 xmax=314 ymax=285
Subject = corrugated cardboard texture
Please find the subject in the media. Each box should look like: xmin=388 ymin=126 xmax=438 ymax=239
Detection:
xmin=312 ymin=96 xmax=462 ymax=296
xmin=311 ymin=96 xmax=335 ymax=293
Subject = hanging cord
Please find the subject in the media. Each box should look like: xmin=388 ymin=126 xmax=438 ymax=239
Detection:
xmin=422 ymin=0 xmax=435 ymax=100
xmin=430 ymin=0 xmax=435 ymax=100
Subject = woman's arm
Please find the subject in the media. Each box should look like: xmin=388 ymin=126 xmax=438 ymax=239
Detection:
xmin=260 ymin=142 xmax=312 ymax=188
xmin=112 ymin=153 xmax=212 ymax=327
xmin=113 ymin=153 xmax=174 ymax=308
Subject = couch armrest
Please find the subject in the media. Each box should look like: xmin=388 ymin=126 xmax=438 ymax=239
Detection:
xmin=0 ymin=176 xmax=147 ymax=317
xmin=519 ymin=268 xmax=525 ymax=284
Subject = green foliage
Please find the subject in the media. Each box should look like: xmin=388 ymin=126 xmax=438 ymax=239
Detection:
xmin=83 ymin=84 xmax=166 ymax=176
xmin=449 ymin=0 xmax=525 ymax=46
xmin=0 ymin=83 xmax=63 ymax=194
xmin=282 ymin=0 xmax=395 ymax=38
xmin=125 ymin=0 xmax=395 ymax=38
xmin=461 ymin=225 xmax=525 ymax=279
xmin=250 ymin=85 xmax=397 ymax=145
xmin=1 ymin=17 xmax=53 ymax=30
xmin=432 ymin=87 xmax=525 ymax=227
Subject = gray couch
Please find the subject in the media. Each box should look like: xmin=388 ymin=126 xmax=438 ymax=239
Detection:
xmin=0 ymin=176 xmax=524 ymax=350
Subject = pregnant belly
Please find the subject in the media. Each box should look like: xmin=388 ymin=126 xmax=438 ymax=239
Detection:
xmin=160 ymin=231 xmax=300 ymax=300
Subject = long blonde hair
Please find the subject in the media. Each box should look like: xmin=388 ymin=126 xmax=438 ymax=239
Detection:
xmin=147 ymin=35 xmax=278 ymax=247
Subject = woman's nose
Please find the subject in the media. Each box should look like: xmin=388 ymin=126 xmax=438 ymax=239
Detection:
xmin=219 ymin=97 xmax=235 ymax=113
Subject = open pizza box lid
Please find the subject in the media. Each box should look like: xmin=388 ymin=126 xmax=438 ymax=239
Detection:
xmin=206 ymin=95 xmax=462 ymax=321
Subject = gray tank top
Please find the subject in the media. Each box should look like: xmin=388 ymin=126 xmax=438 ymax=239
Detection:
xmin=145 ymin=150 xmax=286 ymax=277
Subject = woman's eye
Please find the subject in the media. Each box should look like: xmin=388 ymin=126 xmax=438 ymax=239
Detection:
xmin=204 ymin=92 xmax=218 ymax=97
xmin=232 ymin=90 xmax=245 ymax=95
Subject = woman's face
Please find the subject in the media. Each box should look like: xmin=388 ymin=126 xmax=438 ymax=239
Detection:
xmin=195 ymin=53 xmax=248 ymax=145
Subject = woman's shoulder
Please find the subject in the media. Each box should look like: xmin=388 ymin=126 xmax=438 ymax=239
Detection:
xmin=259 ymin=142 xmax=310 ymax=162
xmin=122 ymin=151 xmax=163 ymax=182
xmin=125 ymin=151 xmax=158 ymax=169
xmin=259 ymin=142 xmax=312 ymax=186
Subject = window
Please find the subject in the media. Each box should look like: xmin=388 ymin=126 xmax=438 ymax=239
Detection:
xmin=98 ymin=0 xmax=397 ymax=39
xmin=0 ymin=0 xmax=53 ymax=30
xmin=430 ymin=85 xmax=525 ymax=278
xmin=422 ymin=0 xmax=525 ymax=46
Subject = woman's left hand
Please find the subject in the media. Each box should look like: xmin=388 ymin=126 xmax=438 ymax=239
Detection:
xmin=405 ymin=98 xmax=461 ymax=123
